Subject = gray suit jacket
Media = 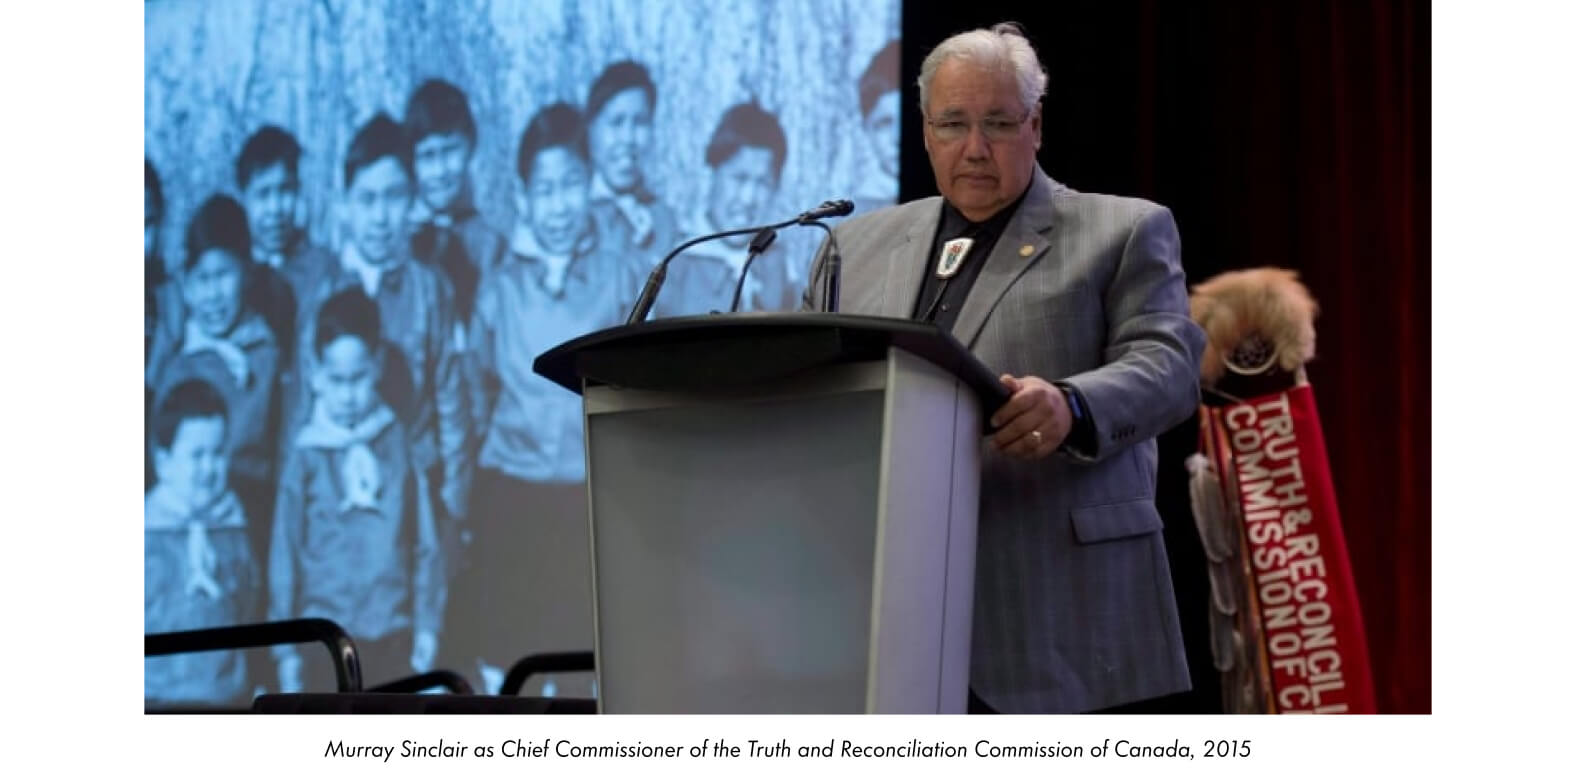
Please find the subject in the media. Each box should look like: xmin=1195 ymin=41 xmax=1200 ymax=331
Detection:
xmin=804 ymin=168 xmax=1205 ymax=713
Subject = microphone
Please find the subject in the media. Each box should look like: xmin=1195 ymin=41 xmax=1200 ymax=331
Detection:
xmin=734 ymin=202 xmax=852 ymax=313
xmin=729 ymin=228 xmax=777 ymax=313
xmin=802 ymin=203 xmax=851 ymax=312
xmin=624 ymin=223 xmax=768 ymax=324
xmin=802 ymin=221 xmax=843 ymax=313
xmin=624 ymin=200 xmax=856 ymax=324
xmin=795 ymin=199 xmax=854 ymax=224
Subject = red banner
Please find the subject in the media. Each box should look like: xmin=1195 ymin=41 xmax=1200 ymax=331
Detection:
xmin=1201 ymin=385 xmax=1377 ymax=714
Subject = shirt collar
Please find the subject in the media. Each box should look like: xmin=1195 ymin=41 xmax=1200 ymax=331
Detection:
xmin=253 ymin=248 xmax=285 ymax=270
xmin=144 ymin=485 xmax=245 ymax=531
xmin=252 ymin=229 xmax=304 ymax=269
xmin=590 ymin=172 xmax=655 ymax=205
xmin=410 ymin=187 xmax=479 ymax=230
xmin=589 ymin=173 xmax=620 ymax=204
xmin=508 ymin=219 xmax=600 ymax=296
xmin=339 ymin=242 xmax=405 ymax=296
xmin=939 ymin=183 xmax=1031 ymax=240
xmin=509 ymin=218 xmax=598 ymax=262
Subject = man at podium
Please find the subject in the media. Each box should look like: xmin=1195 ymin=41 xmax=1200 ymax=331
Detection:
xmin=804 ymin=23 xmax=1205 ymax=714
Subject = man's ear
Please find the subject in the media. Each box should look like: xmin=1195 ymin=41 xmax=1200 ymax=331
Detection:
xmin=1030 ymin=104 xmax=1043 ymax=151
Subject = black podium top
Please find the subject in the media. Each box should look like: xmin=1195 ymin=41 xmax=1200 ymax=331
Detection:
xmin=533 ymin=313 xmax=1009 ymax=414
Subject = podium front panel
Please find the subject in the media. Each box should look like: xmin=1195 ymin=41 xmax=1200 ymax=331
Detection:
xmin=585 ymin=375 xmax=886 ymax=714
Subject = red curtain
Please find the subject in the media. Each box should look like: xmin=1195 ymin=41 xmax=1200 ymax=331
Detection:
xmin=1178 ymin=0 xmax=1429 ymax=715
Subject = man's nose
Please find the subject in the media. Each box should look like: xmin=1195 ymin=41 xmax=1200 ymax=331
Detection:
xmin=962 ymin=125 xmax=991 ymax=160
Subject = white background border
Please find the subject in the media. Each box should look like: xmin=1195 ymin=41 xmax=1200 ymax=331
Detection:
xmin=1 ymin=0 xmax=1570 ymax=763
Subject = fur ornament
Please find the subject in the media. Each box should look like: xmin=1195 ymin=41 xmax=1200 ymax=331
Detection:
xmin=1189 ymin=268 xmax=1318 ymax=386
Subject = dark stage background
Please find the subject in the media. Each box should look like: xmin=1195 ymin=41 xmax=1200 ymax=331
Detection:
xmin=902 ymin=0 xmax=1429 ymax=713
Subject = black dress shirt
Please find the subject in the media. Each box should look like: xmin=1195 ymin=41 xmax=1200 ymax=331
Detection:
xmin=911 ymin=189 xmax=1029 ymax=331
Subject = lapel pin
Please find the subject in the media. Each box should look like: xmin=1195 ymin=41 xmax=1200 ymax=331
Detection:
xmin=1018 ymin=244 xmax=1034 ymax=257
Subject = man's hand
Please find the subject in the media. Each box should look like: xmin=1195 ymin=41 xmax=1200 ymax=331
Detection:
xmin=410 ymin=630 xmax=438 ymax=672
xmin=989 ymin=374 xmax=1072 ymax=460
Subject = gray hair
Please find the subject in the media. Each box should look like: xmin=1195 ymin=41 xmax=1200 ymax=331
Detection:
xmin=917 ymin=22 xmax=1048 ymax=114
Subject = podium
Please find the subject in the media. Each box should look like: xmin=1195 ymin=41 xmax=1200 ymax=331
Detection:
xmin=535 ymin=314 xmax=1007 ymax=713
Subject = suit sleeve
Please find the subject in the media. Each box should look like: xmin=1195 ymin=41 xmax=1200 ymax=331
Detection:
xmin=1058 ymin=206 xmax=1204 ymax=463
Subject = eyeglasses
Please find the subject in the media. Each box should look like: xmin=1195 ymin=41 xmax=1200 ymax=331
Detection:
xmin=925 ymin=110 xmax=1032 ymax=143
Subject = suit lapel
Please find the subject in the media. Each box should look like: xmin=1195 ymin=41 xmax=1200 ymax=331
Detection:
xmin=880 ymin=198 xmax=942 ymax=317
xmin=951 ymin=169 xmax=1060 ymax=348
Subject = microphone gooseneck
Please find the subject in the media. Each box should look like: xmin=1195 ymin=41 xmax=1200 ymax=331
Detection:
xmin=624 ymin=199 xmax=857 ymax=324
xmin=729 ymin=228 xmax=779 ymax=313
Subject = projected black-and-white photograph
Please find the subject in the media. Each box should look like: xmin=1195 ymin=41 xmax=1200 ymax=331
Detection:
xmin=144 ymin=0 xmax=900 ymax=705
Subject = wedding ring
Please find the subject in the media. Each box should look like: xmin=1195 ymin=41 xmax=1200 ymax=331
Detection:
xmin=1030 ymin=430 xmax=1043 ymax=445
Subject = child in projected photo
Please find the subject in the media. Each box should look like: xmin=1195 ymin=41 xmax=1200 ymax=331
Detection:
xmin=652 ymin=101 xmax=797 ymax=318
xmin=290 ymin=112 xmax=471 ymax=544
xmin=235 ymin=125 xmax=337 ymax=369
xmin=146 ymin=194 xmax=283 ymax=565
xmin=269 ymin=288 xmax=444 ymax=692
xmin=405 ymin=78 xmax=507 ymax=324
xmin=586 ymin=60 xmax=678 ymax=273
xmin=145 ymin=378 xmax=260 ymax=707
xmin=460 ymin=102 xmax=627 ymax=695
xmin=851 ymin=40 xmax=902 ymax=216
